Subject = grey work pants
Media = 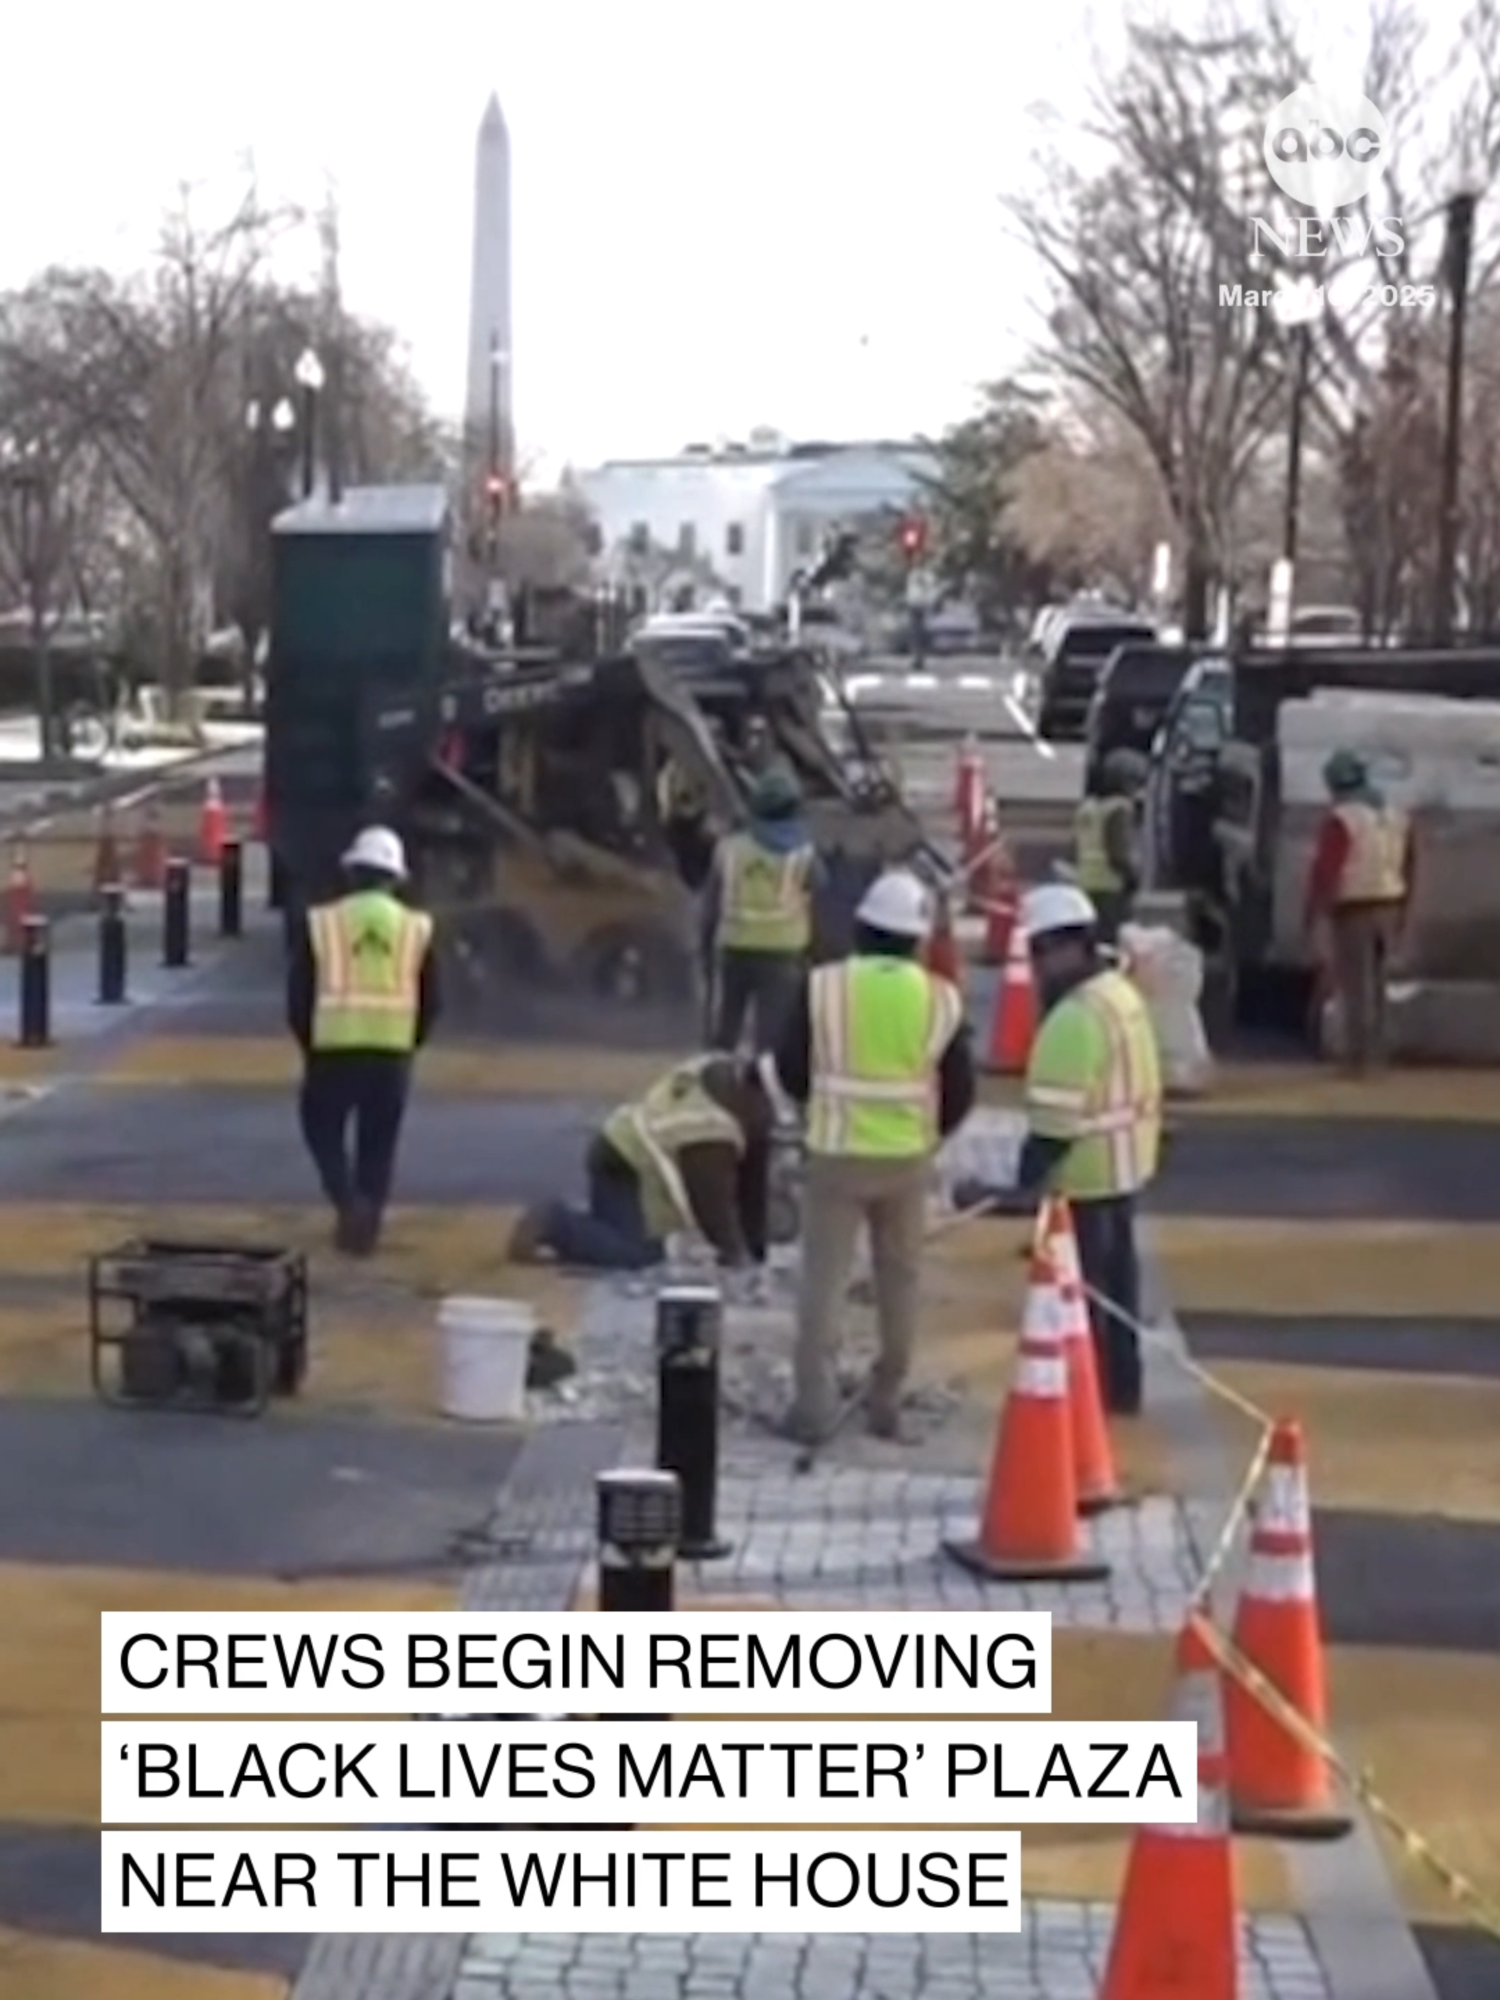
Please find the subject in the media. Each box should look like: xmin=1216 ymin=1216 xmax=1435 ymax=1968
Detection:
xmin=711 ymin=948 xmax=803 ymax=1055
xmin=1327 ymin=902 xmax=1397 ymax=1072
xmin=792 ymin=1152 xmax=932 ymax=1434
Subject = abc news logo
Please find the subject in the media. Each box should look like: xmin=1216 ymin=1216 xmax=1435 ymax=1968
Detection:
xmin=1268 ymin=117 xmax=1381 ymax=170
xmin=1257 ymin=86 xmax=1403 ymax=256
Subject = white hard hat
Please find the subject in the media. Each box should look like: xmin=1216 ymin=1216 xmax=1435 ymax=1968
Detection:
xmin=342 ymin=825 xmax=408 ymax=880
xmin=856 ymin=868 xmax=931 ymax=939
xmin=1021 ymin=881 xmax=1099 ymax=940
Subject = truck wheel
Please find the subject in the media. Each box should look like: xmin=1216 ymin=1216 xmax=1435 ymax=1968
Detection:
xmin=572 ymin=924 xmax=695 ymax=1010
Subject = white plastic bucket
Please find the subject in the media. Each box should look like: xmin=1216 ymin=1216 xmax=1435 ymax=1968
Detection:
xmin=438 ymin=1296 xmax=536 ymax=1423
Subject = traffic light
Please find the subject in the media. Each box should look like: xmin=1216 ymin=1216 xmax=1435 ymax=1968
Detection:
xmin=484 ymin=472 xmax=507 ymax=516
xmin=898 ymin=516 xmax=927 ymax=560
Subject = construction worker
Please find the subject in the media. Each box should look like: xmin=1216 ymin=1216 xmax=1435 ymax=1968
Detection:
xmin=704 ymin=764 xmax=823 ymax=1053
xmin=1073 ymin=748 xmax=1148 ymax=942
xmin=287 ymin=826 xmax=440 ymax=1256
xmin=507 ymin=1054 xmax=773 ymax=1270
xmin=1011 ymin=881 xmax=1163 ymax=1415
xmin=771 ymin=868 xmax=975 ymax=1443
xmin=1303 ymin=747 xmax=1415 ymax=1073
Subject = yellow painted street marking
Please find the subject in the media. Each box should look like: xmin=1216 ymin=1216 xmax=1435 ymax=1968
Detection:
xmin=1202 ymin=1362 xmax=1500 ymax=1522
xmin=96 ymin=1035 xmax=665 ymax=1100
xmin=0 ymin=1563 xmax=455 ymax=1826
xmin=1151 ymin=1217 xmax=1500 ymax=1317
xmin=0 ymin=1203 xmax=538 ymax=1296
xmin=0 ymin=1267 xmax=582 ymax=1420
xmin=0 ymin=1930 xmax=288 ymax=2000
xmin=984 ymin=1062 xmax=1500 ymax=1123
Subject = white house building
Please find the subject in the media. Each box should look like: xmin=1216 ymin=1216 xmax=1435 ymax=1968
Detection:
xmin=575 ymin=435 xmax=937 ymax=613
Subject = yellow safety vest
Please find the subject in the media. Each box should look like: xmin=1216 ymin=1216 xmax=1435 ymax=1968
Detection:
xmin=1333 ymin=801 xmax=1408 ymax=905
xmin=1024 ymin=967 xmax=1162 ymax=1200
xmin=308 ymin=890 xmax=432 ymax=1054
xmin=1074 ymin=796 xmax=1132 ymax=895
xmin=806 ymin=956 xmax=963 ymax=1159
xmin=601 ymin=1057 xmax=746 ymax=1240
xmin=716 ymin=832 xmax=815 ymax=954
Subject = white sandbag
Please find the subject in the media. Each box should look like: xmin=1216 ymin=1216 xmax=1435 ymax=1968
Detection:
xmin=1119 ymin=924 xmax=1214 ymax=1096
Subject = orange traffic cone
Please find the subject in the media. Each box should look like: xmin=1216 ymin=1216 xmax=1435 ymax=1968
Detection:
xmin=1043 ymin=1197 xmax=1125 ymax=1514
xmin=943 ymin=1238 xmax=1110 ymax=1584
xmin=134 ymin=804 xmax=166 ymax=890
xmin=1226 ymin=1420 xmax=1352 ymax=1840
xmin=981 ymin=874 xmax=1018 ymax=965
xmin=983 ymin=913 xmax=1036 ymax=1073
xmin=198 ymin=777 xmax=227 ymax=864
xmin=1099 ymin=1612 xmax=1239 ymax=2000
xmin=92 ymin=804 xmax=121 ymax=891
xmin=923 ymin=893 xmax=963 ymax=985
xmin=4 ymin=841 xmax=33 ymax=955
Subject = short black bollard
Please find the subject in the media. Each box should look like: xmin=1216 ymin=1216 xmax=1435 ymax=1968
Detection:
xmin=162 ymin=857 xmax=191 ymax=968
xmin=17 ymin=914 xmax=50 ymax=1048
xmin=597 ymin=1468 xmax=680 ymax=1617
xmin=218 ymin=838 xmax=243 ymax=939
xmin=97 ymin=884 xmax=127 ymax=1005
xmin=655 ymin=1283 xmax=731 ymax=1559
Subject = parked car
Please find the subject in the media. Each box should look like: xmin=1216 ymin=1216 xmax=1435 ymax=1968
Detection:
xmin=1083 ymin=643 xmax=1212 ymax=789
xmin=1037 ymin=615 xmax=1159 ymax=740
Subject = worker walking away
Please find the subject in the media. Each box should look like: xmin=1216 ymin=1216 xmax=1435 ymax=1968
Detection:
xmin=1304 ymin=748 xmax=1414 ymax=1074
xmin=507 ymin=1054 xmax=773 ymax=1272
xmin=287 ymin=826 xmax=440 ymax=1256
xmin=1073 ymin=748 xmax=1148 ymax=943
xmin=704 ymin=764 xmax=823 ymax=1053
xmin=1010 ymin=882 xmax=1162 ymax=1415
xmin=772 ymin=868 xmax=974 ymax=1444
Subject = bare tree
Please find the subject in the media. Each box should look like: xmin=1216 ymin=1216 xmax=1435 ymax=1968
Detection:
xmin=1006 ymin=401 xmax=1175 ymax=601
xmin=922 ymin=380 xmax=1054 ymax=621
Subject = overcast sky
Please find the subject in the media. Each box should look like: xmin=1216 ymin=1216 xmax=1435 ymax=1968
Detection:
xmin=0 ymin=0 xmax=1457 ymax=475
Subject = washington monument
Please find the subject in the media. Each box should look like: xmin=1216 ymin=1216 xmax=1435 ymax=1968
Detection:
xmin=464 ymin=92 xmax=513 ymax=473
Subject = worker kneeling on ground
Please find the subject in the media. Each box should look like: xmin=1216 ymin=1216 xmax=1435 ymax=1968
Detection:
xmin=288 ymin=826 xmax=440 ymax=1257
xmin=1304 ymin=747 xmax=1414 ymax=1075
xmin=771 ymin=868 xmax=974 ymax=1444
xmin=1009 ymin=882 xmax=1162 ymax=1415
xmin=704 ymin=763 xmax=823 ymax=1053
xmin=1073 ymin=748 xmax=1148 ymax=943
xmin=508 ymin=1054 xmax=773 ymax=1271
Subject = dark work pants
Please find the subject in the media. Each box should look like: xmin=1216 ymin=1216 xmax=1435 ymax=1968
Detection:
xmin=298 ymin=1052 xmax=411 ymax=1215
xmin=536 ymin=1148 xmax=663 ymax=1271
xmin=1070 ymin=1194 xmax=1143 ymax=1414
xmin=711 ymin=948 xmax=803 ymax=1054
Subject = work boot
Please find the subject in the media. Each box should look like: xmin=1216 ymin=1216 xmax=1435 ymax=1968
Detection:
xmin=344 ymin=1198 xmax=381 ymax=1258
xmin=332 ymin=1204 xmax=359 ymax=1254
xmin=506 ymin=1205 xmax=555 ymax=1265
xmin=526 ymin=1326 xmax=577 ymax=1390
xmin=866 ymin=1397 xmax=911 ymax=1443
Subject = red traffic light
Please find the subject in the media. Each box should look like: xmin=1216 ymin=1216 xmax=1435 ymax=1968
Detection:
xmin=485 ymin=474 xmax=506 ymax=501
xmin=898 ymin=517 xmax=927 ymax=557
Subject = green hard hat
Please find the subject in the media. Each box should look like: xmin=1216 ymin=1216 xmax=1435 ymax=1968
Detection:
xmin=1323 ymin=748 xmax=1367 ymax=794
xmin=749 ymin=762 xmax=802 ymax=817
xmin=1104 ymin=747 xmax=1150 ymax=791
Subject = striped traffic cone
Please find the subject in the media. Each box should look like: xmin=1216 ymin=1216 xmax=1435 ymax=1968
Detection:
xmin=1226 ymin=1420 xmax=1352 ymax=1840
xmin=942 ymin=1237 xmax=1110 ymax=1584
xmin=982 ymin=913 xmax=1036 ymax=1073
xmin=1043 ymin=1197 xmax=1125 ymax=1514
xmin=1099 ymin=1612 xmax=1239 ymax=2000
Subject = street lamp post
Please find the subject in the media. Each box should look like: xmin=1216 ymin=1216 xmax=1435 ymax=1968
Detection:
xmin=1268 ymin=277 xmax=1323 ymax=643
xmin=0 ymin=439 xmax=57 ymax=762
xmin=293 ymin=348 xmax=325 ymax=501
xmin=1435 ymin=181 xmax=1481 ymax=645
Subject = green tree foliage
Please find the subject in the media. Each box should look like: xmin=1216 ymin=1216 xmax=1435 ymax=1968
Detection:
xmin=923 ymin=380 xmax=1053 ymax=621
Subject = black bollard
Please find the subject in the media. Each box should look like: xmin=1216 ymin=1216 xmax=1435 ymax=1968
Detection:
xmin=596 ymin=1468 xmax=680 ymax=1616
xmin=218 ymin=838 xmax=243 ymax=939
xmin=97 ymin=884 xmax=127 ymax=1005
xmin=655 ymin=1283 xmax=731 ymax=1559
xmin=17 ymin=914 xmax=50 ymax=1048
xmin=162 ymin=857 xmax=190 ymax=968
